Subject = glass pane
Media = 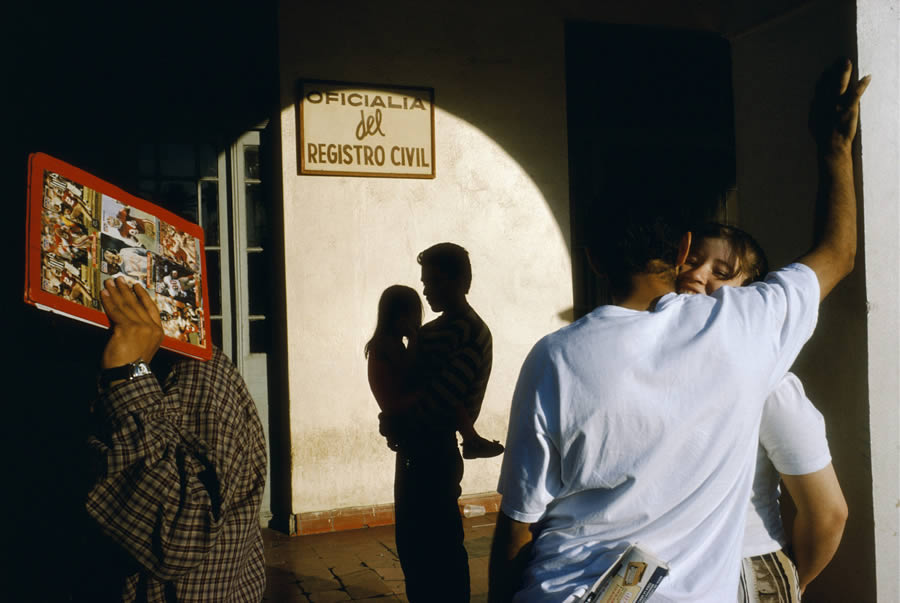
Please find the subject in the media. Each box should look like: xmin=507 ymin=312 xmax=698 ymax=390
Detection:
xmin=138 ymin=144 xmax=156 ymax=176
xmin=200 ymin=180 xmax=219 ymax=246
xmin=159 ymin=180 xmax=198 ymax=223
xmin=206 ymin=250 xmax=222 ymax=315
xmin=137 ymin=179 xmax=157 ymax=198
xmin=245 ymin=183 xmax=267 ymax=248
xmin=160 ymin=143 xmax=195 ymax=178
xmin=210 ymin=318 xmax=223 ymax=349
xmin=244 ymin=144 xmax=260 ymax=180
xmin=250 ymin=319 xmax=268 ymax=354
xmin=247 ymin=250 xmax=268 ymax=316
xmin=198 ymin=144 xmax=218 ymax=178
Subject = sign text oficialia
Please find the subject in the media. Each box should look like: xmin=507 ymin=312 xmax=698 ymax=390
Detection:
xmin=299 ymin=81 xmax=435 ymax=178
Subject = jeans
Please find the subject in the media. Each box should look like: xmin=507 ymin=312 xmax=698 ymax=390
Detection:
xmin=394 ymin=439 xmax=469 ymax=602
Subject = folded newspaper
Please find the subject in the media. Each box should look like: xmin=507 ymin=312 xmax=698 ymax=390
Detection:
xmin=578 ymin=544 xmax=670 ymax=603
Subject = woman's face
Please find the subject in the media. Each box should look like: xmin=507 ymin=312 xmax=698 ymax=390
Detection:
xmin=677 ymin=237 xmax=746 ymax=295
xmin=393 ymin=306 xmax=421 ymax=336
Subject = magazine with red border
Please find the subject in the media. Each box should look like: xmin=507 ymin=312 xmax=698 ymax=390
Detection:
xmin=25 ymin=152 xmax=213 ymax=361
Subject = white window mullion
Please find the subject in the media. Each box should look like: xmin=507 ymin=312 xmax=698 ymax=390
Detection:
xmin=215 ymin=150 xmax=234 ymax=359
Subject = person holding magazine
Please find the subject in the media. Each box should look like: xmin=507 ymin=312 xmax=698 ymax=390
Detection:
xmin=81 ymin=277 xmax=267 ymax=601
xmin=488 ymin=59 xmax=868 ymax=603
xmin=677 ymin=223 xmax=848 ymax=601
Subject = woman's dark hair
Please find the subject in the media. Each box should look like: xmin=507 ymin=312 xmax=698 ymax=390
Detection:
xmin=692 ymin=222 xmax=769 ymax=284
xmin=364 ymin=285 xmax=423 ymax=358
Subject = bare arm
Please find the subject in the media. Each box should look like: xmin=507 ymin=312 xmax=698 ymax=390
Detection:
xmin=781 ymin=464 xmax=848 ymax=593
xmin=796 ymin=59 xmax=870 ymax=301
xmin=367 ymin=350 xmax=419 ymax=413
xmin=488 ymin=512 xmax=534 ymax=603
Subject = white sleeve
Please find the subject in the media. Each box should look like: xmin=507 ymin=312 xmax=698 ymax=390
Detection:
xmin=734 ymin=263 xmax=820 ymax=393
xmin=497 ymin=339 xmax=562 ymax=523
xmin=759 ymin=372 xmax=831 ymax=476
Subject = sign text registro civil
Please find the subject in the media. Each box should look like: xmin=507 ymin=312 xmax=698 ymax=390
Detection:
xmin=298 ymin=80 xmax=435 ymax=178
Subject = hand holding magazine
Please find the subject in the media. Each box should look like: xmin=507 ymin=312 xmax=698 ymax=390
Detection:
xmin=578 ymin=544 xmax=669 ymax=603
xmin=24 ymin=153 xmax=212 ymax=360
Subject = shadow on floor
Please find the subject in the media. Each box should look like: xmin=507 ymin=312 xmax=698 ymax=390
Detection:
xmin=263 ymin=512 xmax=497 ymax=602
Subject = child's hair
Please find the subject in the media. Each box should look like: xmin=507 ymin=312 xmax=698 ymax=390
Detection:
xmin=364 ymin=285 xmax=423 ymax=358
xmin=693 ymin=222 xmax=769 ymax=284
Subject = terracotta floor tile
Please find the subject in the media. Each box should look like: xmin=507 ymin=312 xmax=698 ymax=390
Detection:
xmin=262 ymin=580 xmax=308 ymax=602
xmin=308 ymin=590 xmax=352 ymax=602
xmin=298 ymin=574 xmax=343 ymax=593
xmin=262 ymin=514 xmax=496 ymax=601
xmin=373 ymin=566 xmax=405 ymax=581
xmin=384 ymin=579 xmax=406 ymax=595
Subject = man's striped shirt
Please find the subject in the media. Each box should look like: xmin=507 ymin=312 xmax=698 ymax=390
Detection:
xmin=415 ymin=305 xmax=492 ymax=431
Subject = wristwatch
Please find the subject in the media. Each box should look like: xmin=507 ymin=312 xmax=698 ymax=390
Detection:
xmin=98 ymin=359 xmax=153 ymax=390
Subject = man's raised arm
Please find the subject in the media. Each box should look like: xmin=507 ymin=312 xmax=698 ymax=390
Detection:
xmin=797 ymin=59 xmax=870 ymax=300
xmin=89 ymin=278 xmax=227 ymax=580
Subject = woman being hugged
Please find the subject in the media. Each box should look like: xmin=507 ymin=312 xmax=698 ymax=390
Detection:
xmin=678 ymin=223 xmax=848 ymax=601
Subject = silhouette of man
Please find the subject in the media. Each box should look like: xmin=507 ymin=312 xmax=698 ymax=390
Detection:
xmin=387 ymin=242 xmax=492 ymax=602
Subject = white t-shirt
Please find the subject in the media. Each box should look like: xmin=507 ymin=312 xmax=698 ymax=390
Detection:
xmin=743 ymin=372 xmax=831 ymax=557
xmin=497 ymin=264 xmax=819 ymax=603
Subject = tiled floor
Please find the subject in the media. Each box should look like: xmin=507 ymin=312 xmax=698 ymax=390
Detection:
xmin=263 ymin=512 xmax=498 ymax=602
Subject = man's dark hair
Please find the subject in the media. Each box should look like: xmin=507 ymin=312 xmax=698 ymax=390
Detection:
xmin=585 ymin=200 xmax=685 ymax=298
xmin=692 ymin=222 xmax=769 ymax=284
xmin=417 ymin=242 xmax=472 ymax=294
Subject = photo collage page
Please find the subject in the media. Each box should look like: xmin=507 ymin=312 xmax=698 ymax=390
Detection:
xmin=40 ymin=170 xmax=206 ymax=347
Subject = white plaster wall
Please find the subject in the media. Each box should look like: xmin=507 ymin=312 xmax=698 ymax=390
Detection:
xmin=729 ymin=0 xmax=878 ymax=598
xmin=277 ymin=1 xmax=572 ymax=512
xmin=857 ymin=1 xmax=900 ymax=599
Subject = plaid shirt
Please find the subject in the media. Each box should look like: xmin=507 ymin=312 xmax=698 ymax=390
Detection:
xmin=86 ymin=347 xmax=267 ymax=602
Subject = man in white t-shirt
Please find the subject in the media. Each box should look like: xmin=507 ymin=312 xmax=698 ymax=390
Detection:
xmin=487 ymin=60 xmax=869 ymax=603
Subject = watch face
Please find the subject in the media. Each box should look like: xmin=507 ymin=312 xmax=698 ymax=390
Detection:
xmin=130 ymin=362 xmax=152 ymax=379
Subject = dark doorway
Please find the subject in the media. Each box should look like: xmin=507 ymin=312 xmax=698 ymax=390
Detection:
xmin=6 ymin=3 xmax=285 ymax=600
xmin=565 ymin=22 xmax=737 ymax=316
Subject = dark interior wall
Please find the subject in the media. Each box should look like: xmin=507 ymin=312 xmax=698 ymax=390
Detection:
xmin=5 ymin=2 xmax=278 ymax=599
xmin=729 ymin=1 xmax=875 ymax=599
xmin=565 ymin=22 xmax=736 ymax=315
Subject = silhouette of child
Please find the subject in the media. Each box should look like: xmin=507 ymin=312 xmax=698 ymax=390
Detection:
xmin=366 ymin=285 xmax=503 ymax=459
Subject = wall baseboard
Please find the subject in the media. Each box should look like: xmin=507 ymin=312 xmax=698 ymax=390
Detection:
xmin=293 ymin=492 xmax=502 ymax=536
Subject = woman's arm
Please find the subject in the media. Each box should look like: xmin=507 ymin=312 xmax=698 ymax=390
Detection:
xmin=782 ymin=464 xmax=848 ymax=593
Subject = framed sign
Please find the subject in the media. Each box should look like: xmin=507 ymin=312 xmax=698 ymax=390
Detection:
xmin=297 ymin=79 xmax=435 ymax=178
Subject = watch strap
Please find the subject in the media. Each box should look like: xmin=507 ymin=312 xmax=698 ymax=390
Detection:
xmin=98 ymin=360 xmax=153 ymax=389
